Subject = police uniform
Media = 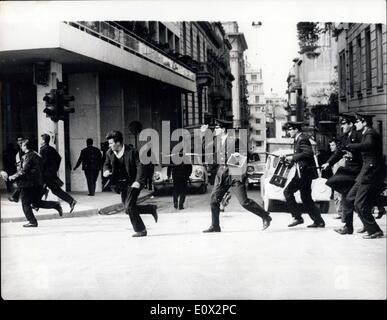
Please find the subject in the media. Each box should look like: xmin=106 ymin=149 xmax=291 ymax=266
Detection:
xmin=283 ymin=122 xmax=325 ymax=227
xmin=325 ymin=114 xmax=362 ymax=234
xmin=345 ymin=113 xmax=384 ymax=238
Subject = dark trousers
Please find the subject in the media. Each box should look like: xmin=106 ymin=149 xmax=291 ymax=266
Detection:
xmin=10 ymin=187 xmax=21 ymax=201
xmin=210 ymin=166 xmax=269 ymax=228
xmin=173 ymin=179 xmax=188 ymax=208
xmin=347 ymin=181 xmax=382 ymax=235
xmin=283 ymin=175 xmax=323 ymax=222
xmin=84 ymin=169 xmax=99 ymax=195
xmin=20 ymin=187 xmax=59 ymax=223
xmin=121 ymin=185 xmax=155 ymax=232
xmin=46 ymin=181 xmax=74 ymax=204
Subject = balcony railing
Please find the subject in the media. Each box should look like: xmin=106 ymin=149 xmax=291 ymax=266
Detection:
xmin=65 ymin=21 xmax=195 ymax=81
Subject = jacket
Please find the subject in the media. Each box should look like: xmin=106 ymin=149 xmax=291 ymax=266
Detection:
xmin=39 ymin=144 xmax=61 ymax=181
xmin=103 ymin=144 xmax=145 ymax=186
xmin=12 ymin=150 xmax=43 ymax=188
xmin=346 ymin=128 xmax=384 ymax=184
xmin=74 ymin=146 xmax=103 ymax=171
xmin=167 ymin=163 xmax=193 ymax=182
xmin=292 ymin=133 xmax=318 ymax=180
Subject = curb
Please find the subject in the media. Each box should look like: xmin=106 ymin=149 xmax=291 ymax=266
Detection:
xmin=1 ymin=191 xmax=154 ymax=223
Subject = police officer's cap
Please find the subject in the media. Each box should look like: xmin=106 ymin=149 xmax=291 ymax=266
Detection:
xmin=355 ymin=112 xmax=375 ymax=123
xmin=339 ymin=113 xmax=356 ymax=124
xmin=285 ymin=121 xmax=303 ymax=130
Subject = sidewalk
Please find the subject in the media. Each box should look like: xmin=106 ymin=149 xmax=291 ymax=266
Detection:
xmin=0 ymin=189 xmax=154 ymax=223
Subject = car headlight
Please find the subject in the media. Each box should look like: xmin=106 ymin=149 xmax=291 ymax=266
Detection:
xmin=194 ymin=169 xmax=203 ymax=177
xmin=247 ymin=166 xmax=254 ymax=174
xmin=153 ymin=172 xmax=161 ymax=181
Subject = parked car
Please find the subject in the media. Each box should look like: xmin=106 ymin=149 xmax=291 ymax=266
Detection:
xmin=152 ymin=157 xmax=208 ymax=194
xmin=260 ymin=149 xmax=331 ymax=213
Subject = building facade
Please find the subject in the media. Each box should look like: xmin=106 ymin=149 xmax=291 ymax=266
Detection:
xmin=336 ymin=23 xmax=387 ymax=167
xmin=265 ymin=92 xmax=288 ymax=139
xmin=0 ymin=20 xmax=196 ymax=191
xmin=286 ymin=25 xmax=338 ymax=131
xmin=246 ymin=67 xmax=266 ymax=158
xmin=222 ymin=22 xmax=249 ymax=129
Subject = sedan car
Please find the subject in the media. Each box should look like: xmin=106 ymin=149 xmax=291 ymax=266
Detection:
xmin=152 ymin=164 xmax=208 ymax=194
xmin=246 ymin=161 xmax=266 ymax=189
xmin=260 ymin=149 xmax=331 ymax=213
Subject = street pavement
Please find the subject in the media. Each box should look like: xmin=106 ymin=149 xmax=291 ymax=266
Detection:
xmin=1 ymin=186 xmax=386 ymax=300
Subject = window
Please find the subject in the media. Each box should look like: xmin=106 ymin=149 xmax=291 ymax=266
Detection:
xmin=253 ymin=85 xmax=259 ymax=92
xmin=376 ymin=24 xmax=384 ymax=88
xmin=192 ymin=92 xmax=195 ymax=123
xmin=349 ymin=42 xmax=354 ymax=96
xmin=255 ymin=95 xmax=260 ymax=103
xmin=255 ymin=118 xmax=261 ymax=124
xmin=339 ymin=50 xmax=347 ymax=97
xmin=256 ymin=141 xmax=262 ymax=147
xmin=197 ymin=34 xmax=201 ymax=62
xmin=256 ymin=130 xmax=261 ymax=135
xmin=255 ymin=107 xmax=260 ymax=112
xmin=190 ymin=25 xmax=193 ymax=57
xmin=356 ymin=35 xmax=362 ymax=92
xmin=182 ymin=22 xmax=187 ymax=55
xmin=365 ymin=27 xmax=372 ymax=91
xmin=251 ymin=74 xmax=257 ymax=81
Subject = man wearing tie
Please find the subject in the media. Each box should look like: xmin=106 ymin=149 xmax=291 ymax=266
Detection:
xmin=283 ymin=122 xmax=325 ymax=228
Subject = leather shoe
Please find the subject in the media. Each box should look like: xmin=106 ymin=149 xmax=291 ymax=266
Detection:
xmin=357 ymin=227 xmax=367 ymax=233
xmin=288 ymin=218 xmax=304 ymax=227
xmin=132 ymin=230 xmax=147 ymax=237
xmin=69 ymin=200 xmax=77 ymax=213
xmin=362 ymin=231 xmax=384 ymax=239
xmin=23 ymin=222 xmax=38 ymax=228
xmin=56 ymin=204 xmax=63 ymax=217
xmin=376 ymin=208 xmax=386 ymax=219
xmin=333 ymin=215 xmax=342 ymax=219
xmin=173 ymin=203 xmax=178 ymax=209
xmin=179 ymin=205 xmax=184 ymax=210
xmin=150 ymin=205 xmax=158 ymax=223
xmin=203 ymin=226 xmax=221 ymax=233
xmin=334 ymin=226 xmax=353 ymax=235
xmin=307 ymin=221 xmax=325 ymax=228
xmin=262 ymin=216 xmax=272 ymax=230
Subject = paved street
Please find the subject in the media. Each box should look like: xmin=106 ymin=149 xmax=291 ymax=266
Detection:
xmin=1 ymin=187 xmax=386 ymax=300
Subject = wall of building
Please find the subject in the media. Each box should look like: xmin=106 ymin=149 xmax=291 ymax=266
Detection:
xmin=68 ymin=72 xmax=101 ymax=192
xmin=338 ymin=23 xmax=387 ymax=164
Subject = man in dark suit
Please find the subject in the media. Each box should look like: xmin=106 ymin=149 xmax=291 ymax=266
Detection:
xmin=167 ymin=152 xmax=193 ymax=210
xmin=40 ymin=134 xmax=77 ymax=213
xmin=73 ymin=138 xmax=103 ymax=196
xmin=321 ymin=114 xmax=363 ymax=235
xmin=201 ymin=119 xmax=272 ymax=233
xmin=283 ymin=122 xmax=325 ymax=228
xmin=344 ymin=113 xmax=384 ymax=239
xmin=8 ymin=139 xmax=63 ymax=227
xmin=103 ymin=130 xmax=158 ymax=237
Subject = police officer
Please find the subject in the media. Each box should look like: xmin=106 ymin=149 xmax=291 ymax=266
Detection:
xmin=201 ymin=119 xmax=272 ymax=232
xmin=167 ymin=151 xmax=193 ymax=210
xmin=321 ymin=114 xmax=363 ymax=235
xmin=283 ymin=122 xmax=325 ymax=228
xmin=344 ymin=113 xmax=384 ymax=239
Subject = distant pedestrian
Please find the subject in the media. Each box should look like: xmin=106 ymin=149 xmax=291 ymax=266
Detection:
xmin=167 ymin=152 xmax=192 ymax=210
xmin=8 ymin=139 xmax=63 ymax=227
xmin=73 ymin=138 xmax=103 ymax=196
xmin=39 ymin=134 xmax=77 ymax=213
xmin=103 ymin=130 xmax=158 ymax=237
xmin=144 ymin=148 xmax=156 ymax=191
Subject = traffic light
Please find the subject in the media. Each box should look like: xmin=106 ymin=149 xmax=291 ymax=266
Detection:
xmin=56 ymin=89 xmax=75 ymax=121
xmin=43 ymin=89 xmax=59 ymax=122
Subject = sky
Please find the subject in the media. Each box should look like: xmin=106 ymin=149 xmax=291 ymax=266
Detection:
xmin=238 ymin=21 xmax=299 ymax=99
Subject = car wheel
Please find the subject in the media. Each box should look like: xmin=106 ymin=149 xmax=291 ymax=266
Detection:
xmin=320 ymin=201 xmax=330 ymax=213
xmin=199 ymin=184 xmax=207 ymax=194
